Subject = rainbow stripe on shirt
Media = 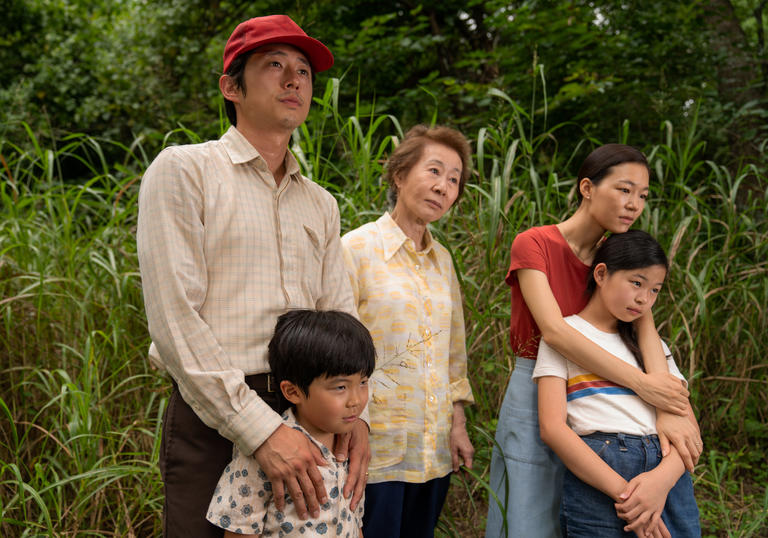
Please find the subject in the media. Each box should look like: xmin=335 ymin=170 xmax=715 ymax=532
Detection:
xmin=566 ymin=374 xmax=637 ymax=401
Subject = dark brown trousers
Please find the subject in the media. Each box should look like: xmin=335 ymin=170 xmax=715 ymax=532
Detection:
xmin=159 ymin=375 xmax=283 ymax=538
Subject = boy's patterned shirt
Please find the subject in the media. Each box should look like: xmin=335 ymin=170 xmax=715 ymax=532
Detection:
xmin=206 ymin=409 xmax=363 ymax=536
xmin=341 ymin=212 xmax=474 ymax=483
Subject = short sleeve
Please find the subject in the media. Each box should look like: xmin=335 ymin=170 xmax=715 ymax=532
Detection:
xmin=506 ymin=228 xmax=549 ymax=285
xmin=532 ymin=340 xmax=569 ymax=381
xmin=661 ymin=340 xmax=688 ymax=388
xmin=206 ymin=449 xmax=271 ymax=533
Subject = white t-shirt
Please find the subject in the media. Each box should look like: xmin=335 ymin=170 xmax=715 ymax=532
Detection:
xmin=533 ymin=315 xmax=686 ymax=436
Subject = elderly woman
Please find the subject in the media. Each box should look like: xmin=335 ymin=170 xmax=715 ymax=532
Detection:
xmin=341 ymin=125 xmax=475 ymax=538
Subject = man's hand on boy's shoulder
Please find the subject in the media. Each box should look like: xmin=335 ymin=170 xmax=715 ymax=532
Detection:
xmin=253 ymin=424 xmax=328 ymax=519
xmin=334 ymin=418 xmax=370 ymax=511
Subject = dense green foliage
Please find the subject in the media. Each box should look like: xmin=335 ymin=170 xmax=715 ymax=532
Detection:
xmin=2 ymin=0 xmax=768 ymax=535
xmin=2 ymin=80 xmax=767 ymax=535
xmin=3 ymin=1 xmax=768 ymax=168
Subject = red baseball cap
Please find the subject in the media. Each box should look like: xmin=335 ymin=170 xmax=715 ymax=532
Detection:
xmin=223 ymin=15 xmax=334 ymax=74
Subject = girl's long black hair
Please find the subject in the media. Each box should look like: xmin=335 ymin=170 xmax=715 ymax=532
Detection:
xmin=586 ymin=230 xmax=669 ymax=370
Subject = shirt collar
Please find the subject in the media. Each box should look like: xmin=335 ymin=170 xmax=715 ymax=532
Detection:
xmin=375 ymin=212 xmax=440 ymax=269
xmin=281 ymin=408 xmax=335 ymax=462
xmin=221 ymin=126 xmax=301 ymax=180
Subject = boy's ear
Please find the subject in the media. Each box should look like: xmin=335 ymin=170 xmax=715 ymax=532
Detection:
xmin=593 ymin=263 xmax=608 ymax=286
xmin=280 ymin=380 xmax=304 ymax=405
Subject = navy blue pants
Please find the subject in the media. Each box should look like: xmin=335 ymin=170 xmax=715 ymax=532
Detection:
xmin=362 ymin=474 xmax=451 ymax=538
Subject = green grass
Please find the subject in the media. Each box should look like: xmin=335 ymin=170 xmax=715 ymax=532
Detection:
xmin=2 ymin=80 xmax=767 ymax=536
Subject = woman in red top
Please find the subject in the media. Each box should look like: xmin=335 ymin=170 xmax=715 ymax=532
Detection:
xmin=485 ymin=144 xmax=702 ymax=538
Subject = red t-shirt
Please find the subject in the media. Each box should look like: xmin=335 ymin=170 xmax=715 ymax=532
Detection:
xmin=506 ymin=225 xmax=592 ymax=359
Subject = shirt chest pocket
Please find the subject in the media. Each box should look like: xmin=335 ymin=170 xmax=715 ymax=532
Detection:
xmin=302 ymin=224 xmax=323 ymax=263
xmin=295 ymin=223 xmax=323 ymax=296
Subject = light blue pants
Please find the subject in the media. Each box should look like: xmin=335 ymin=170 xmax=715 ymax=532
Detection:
xmin=486 ymin=358 xmax=564 ymax=538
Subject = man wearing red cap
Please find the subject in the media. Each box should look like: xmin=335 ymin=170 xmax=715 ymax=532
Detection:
xmin=137 ymin=15 xmax=368 ymax=537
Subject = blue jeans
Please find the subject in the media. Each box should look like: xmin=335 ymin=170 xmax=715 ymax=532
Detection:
xmin=561 ymin=432 xmax=700 ymax=537
xmin=486 ymin=358 xmax=564 ymax=538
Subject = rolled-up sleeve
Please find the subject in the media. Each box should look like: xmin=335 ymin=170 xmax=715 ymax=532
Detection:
xmin=448 ymin=261 xmax=474 ymax=404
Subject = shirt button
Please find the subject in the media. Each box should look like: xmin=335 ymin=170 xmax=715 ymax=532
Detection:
xmin=414 ymin=264 xmax=420 ymax=270
xmin=424 ymin=328 xmax=431 ymax=337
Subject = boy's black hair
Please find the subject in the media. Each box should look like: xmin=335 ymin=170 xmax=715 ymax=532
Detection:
xmin=586 ymin=230 xmax=669 ymax=369
xmin=268 ymin=309 xmax=376 ymax=405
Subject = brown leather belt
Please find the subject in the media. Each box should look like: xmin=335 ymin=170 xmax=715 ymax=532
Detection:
xmin=171 ymin=372 xmax=276 ymax=394
xmin=244 ymin=372 xmax=276 ymax=393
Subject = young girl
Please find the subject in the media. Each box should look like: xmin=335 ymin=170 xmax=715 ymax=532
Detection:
xmin=534 ymin=230 xmax=700 ymax=537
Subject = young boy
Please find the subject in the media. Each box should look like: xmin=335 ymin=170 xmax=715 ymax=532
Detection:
xmin=206 ymin=310 xmax=374 ymax=537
